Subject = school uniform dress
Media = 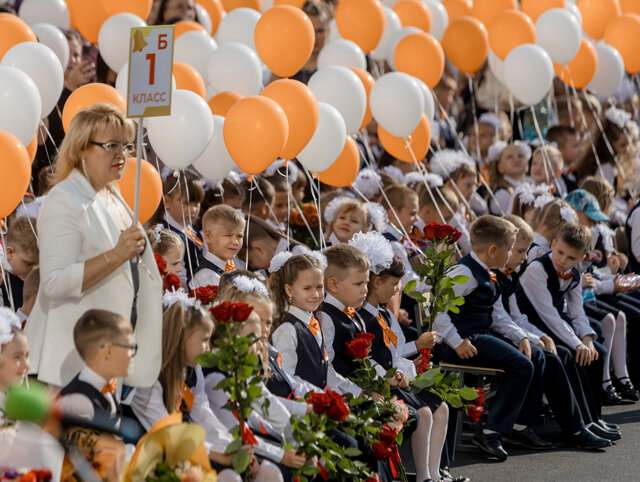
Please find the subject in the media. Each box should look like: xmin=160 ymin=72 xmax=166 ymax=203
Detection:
xmin=434 ymin=253 xmax=538 ymax=435
xmin=160 ymin=212 xmax=205 ymax=287
xmin=189 ymin=251 xmax=233 ymax=289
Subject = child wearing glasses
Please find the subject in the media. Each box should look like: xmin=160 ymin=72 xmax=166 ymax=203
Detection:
xmin=58 ymin=309 xmax=137 ymax=431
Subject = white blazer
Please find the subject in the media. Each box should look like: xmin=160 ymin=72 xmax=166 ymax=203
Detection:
xmin=25 ymin=169 xmax=163 ymax=387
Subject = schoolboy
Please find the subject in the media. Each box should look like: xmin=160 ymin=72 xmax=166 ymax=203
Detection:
xmin=265 ymin=175 xmax=292 ymax=233
xmin=190 ymin=205 xmax=245 ymax=288
xmin=17 ymin=267 xmax=39 ymax=327
xmin=546 ymin=125 xmax=581 ymax=193
xmin=1 ymin=217 xmax=39 ymax=309
xmin=434 ymin=215 xmax=550 ymax=460
xmin=417 ymin=185 xmax=459 ymax=230
xmin=58 ymin=309 xmax=136 ymax=430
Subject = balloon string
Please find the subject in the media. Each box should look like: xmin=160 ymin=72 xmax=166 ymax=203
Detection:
xmin=317 ymin=176 xmax=325 ymax=250
xmin=286 ymin=162 xmax=290 ymax=248
xmin=246 ymin=177 xmax=253 ymax=268
xmin=427 ymin=149 xmax=477 ymax=222
xmin=561 ymin=69 xmax=576 ymax=130
xmin=252 ymin=174 xmax=284 ymax=231
xmin=287 ymin=189 xmax=319 ymax=248
xmin=566 ymin=85 xmax=605 ymax=180
xmin=0 ymin=227 xmax=15 ymax=311
xmin=18 ymin=199 xmax=39 ymax=243
xmin=38 ymin=120 xmax=58 ymax=170
xmin=177 ymin=171 xmax=195 ymax=283
xmin=508 ymin=93 xmax=515 ymax=143
xmin=468 ymin=75 xmax=482 ymax=161
xmin=529 ymin=105 xmax=563 ymax=196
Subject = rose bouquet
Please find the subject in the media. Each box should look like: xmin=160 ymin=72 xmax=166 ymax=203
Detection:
xmin=0 ymin=468 xmax=52 ymax=482
xmin=289 ymin=202 xmax=321 ymax=249
xmin=189 ymin=285 xmax=218 ymax=306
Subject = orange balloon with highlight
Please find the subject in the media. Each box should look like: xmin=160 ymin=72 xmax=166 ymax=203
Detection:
xmin=604 ymin=14 xmax=640 ymax=74
xmin=208 ymin=91 xmax=244 ymax=116
xmin=173 ymin=62 xmax=207 ymax=99
xmin=317 ymin=136 xmax=359 ymax=187
xmin=255 ymin=6 xmax=315 ymax=78
xmin=620 ymin=0 xmax=640 ymax=15
xmin=0 ymin=131 xmax=31 ymax=219
xmin=99 ymin=0 xmax=152 ymax=19
xmin=274 ymin=0 xmax=306 ymax=8
xmin=442 ymin=0 xmax=472 ymax=23
xmin=221 ymin=0 xmax=262 ymax=12
xmin=554 ymin=38 xmax=597 ymax=89
xmin=350 ymin=67 xmax=375 ymax=129
xmin=488 ymin=10 xmax=536 ymax=61
xmin=442 ymin=17 xmax=489 ymax=74
xmin=378 ymin=114 xmax=431 ymax=164
xmin=392 ymin=0 xmax=432 ymax=33
xmin=67 ymin=0 xmax=109 ymax=44
xmin=196 ymin=0 xmax=224 ymax=35
xmin=26 ymin=134 xmax=37 ymax=163
xmin=261 ymin=79 xmax=319 ymax=160
xmin=174 ymin=20 xmax=208 ymax=38
xmin=394 ymin=32 xmax=445 ymax=88
xmin=521 ymin=0 xmax=565 ymax=23
xmin=118 ymin=158 xmax=163 ymax=224
xmin=62 ymin=84 xmax=127 ymax=133
xmin=471 ymin=0 xmax=517 ymax=26
xmin=335 ymin=0 xmax=386 ymax=53
xmin=578 ymin=0 xmax=622 ymax=40
xmin=0 ymin=15 xmax=37 ymax=59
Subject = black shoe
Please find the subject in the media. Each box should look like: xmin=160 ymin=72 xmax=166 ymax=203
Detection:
xmin=569 ymin=428 xmax=612 ymax=450
xmin=440 ymin=468 xmax=471 ymax=482
xmin=599 ymin=419 xmax=619 ymax=431
xmin=589 ymin=421 xmax=622 ymax=441
xmin=603 ymin=384 xmax=623 ymax=405
xmin=618 ymin=380 xmax=640 ymax=401
xmin=472 ymin=432 xmax=508 ymax=461
xmin=503 ymin=427 xmax=554 ymax=450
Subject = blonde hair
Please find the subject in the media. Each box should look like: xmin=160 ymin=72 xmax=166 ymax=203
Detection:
xmin=202 ymin=204 xmax=245 ymax=231
xmin=149 ymin=227 xmax=183 ymax=257
xmin=323 ymin=243 xmax=371 ymax=282
xmin=504 ymin=214 xmax=533 ymax=245
xmin=7 ymin=217 xmax=38 ymax=255
xmin=383 ymin=184 xmax=418 ymax=212
xmin=578 ymin=176 xmax=615 ymax=215
xmin=54 ymin=103 xmax=135 ymax=185
xmin=530 ymin=199 xmax=574 ymax=238
xmin=326 ymin=200 xmax=370 ymax=239
xmin=532 ymin=146 xmax=563 ymax=174
xmin=556 ymin=223 xmax=591 ymax=254
xmin=470 ymin=215 xmax=518 ymax=251
xmin=73 ymin=309 xmax=132 ymax=361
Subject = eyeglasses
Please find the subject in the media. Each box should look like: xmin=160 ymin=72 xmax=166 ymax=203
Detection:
xmin=101 ymin=342 xmax=139 ymax=356
xmin=91 ymin=141 xmax=135 ymax=156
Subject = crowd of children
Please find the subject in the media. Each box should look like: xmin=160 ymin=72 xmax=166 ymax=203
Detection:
xmin=2 ymin=0 xmax=640 ymax=480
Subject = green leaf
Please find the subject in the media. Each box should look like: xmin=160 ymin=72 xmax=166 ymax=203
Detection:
xmin=404 ymin=280 xmax=417 ymax=294
xmin=450 ymin=275 xmax=470 ymax=284
xmin=302 ymin=465 xmax=320 ymax=476
xmin=448 ymin=394 xmax=463 ymax=409
xmin=232 ymin=448 xmax=251 ymax=473
xmin=459 ymin=386 xmax=479 ymax=401
xmin=448 ymin=305 xmax=460 ymax=314
xmin=451 ymin=296 xmax=465 ymax=306
xmin=196 ymin=352 xmax=216 ymax=368
xmin=224 ymin=437 xmax=242 ymax=454
xmin=344 ymin=447 xmax=362 ymax=457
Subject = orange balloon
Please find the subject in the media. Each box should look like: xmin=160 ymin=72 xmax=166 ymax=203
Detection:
xmin=99 ymin=0 xmax=152 ymax=19
xmin=274 ymin=0 xmax=306 ymax=8
xmin=261 ymin=79 xmax=319 ymax=160
xmin=62 ymin=84 xmax=127 ymax=133
xmin=208 ymin=91 xmax=244 ymax=116
xmin=471 ymin=0 xmax=517 ymax=26
xmin=317 ymin=137 xmax=359 ymax=187
xmin=173 ymin=62 xmax=206 ymax=99
xmin=67 ymin=0 xmax=110 ymax=44
xmin=335 ymin=0 xmax=386 ymax=53
xmin=620 ymin=0 xmax=640 ymax=15
xmin=26 ymin=134 xmax=37 ymax=163
xmin=223 ymin=96 xmax=289 ymax=175
xmin=394 ymin=32 xmax=445 ymax=89
xmin=0 ymin=15 xmax=37 ymax=60
xmin=255 ymin=6 xmax=315 ymax=78
xmin=521 ymin=0 xmax=565 ymax=23
xmin=554 ymin=38 xmax=597 ymax=88
xmin=392 ymin=0 xmax=432 ymax=33
xmin=442 ymin=0 xmax=472 ymax=23
xmin=196 ymin=0 xmax=224 ymax=36
xmin=117 ymin=158 xmax=163 ymax=224
xmin=221 ymin=0 xmax=262 ymax=12
xmin=0 ymin=131 xmax=31 ymax=219
xmin=174 ymin=20 xmax=208 ymax=38
xmin=604 ymin=14 xmax=640 ymax=74
xmin=378 ymin=114 xmax=431 ymax=163
xmin=350 ymin=67 xmax=374 ymax=129
xmin=488 ymin=10 xmax=536 ymax=61
xmin=442 ymin=17 xmax=489 ymax=74
xmin=578 ymin=0 xmax=622 ymax=40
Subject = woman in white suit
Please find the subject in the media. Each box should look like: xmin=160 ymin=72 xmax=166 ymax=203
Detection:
xmin=25 ymin=103 xmax=163 ymax=388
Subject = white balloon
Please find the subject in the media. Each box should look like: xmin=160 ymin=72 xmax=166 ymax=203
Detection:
xmin=487 ymin=49 xmax=505 ymax=86
xmin=19 ymin=0 xmax=69 ymax=29
xmin=504 ymin=44 xmax=554 ymax=107
xmin=371 ymin=7 xmax=402 ymax=62
xmin=370 ymin=72 xmax=424 ymax=137
xmin=298 ymin=102 xmax=347 ymax=173
xmin=386 ymin=26 xmax=422 ymax=70
xmin=193 ymin=115 xmax=236 ymax=181
xmin=423 ymin=0 xmax=448 ymax=41
xmin=588 ymin=43 xmax=624 ymax=97
xmin=175 ymin=32 xmax=218 ymax=82
xmin=415 ymin=78 xmax=435 ymax=121
xmin=215 ymin=7 xmax=260 ymax=52
xmin=116 ymin=63 xmax=176 ymax=99
xmin=147 ymin=90 xmax=214 ymax=170
xmin=262 ymin=0 xmax=275 ymax=12
xmin=308 ymin=65 xmax=367 ymax=135
xmin=1 ymin=42 xmax=63 ymax=119
xmin=328 ymin=19 xmax=342 ymax=42
xmin=207 ymin=43 xmax=263 ymax=96
xmin=195 ymin=3 xmax=213 ymax=35
xmin=382 ymin=0 xmax=400 ymax=6
xmin=98 ymin=13 xmax=147 ymax=73
xmin=566 ymin=3 xmax=582 ymax=27
xmin=535 ymin=9 xmax=581 ymax=65
xmin=0 ymin=66 xmax=42 ymax=145
xmin=317 ymin=39 xmax=367 ymax=70
xmin=32 ymin=23 xmax=69 ymax=69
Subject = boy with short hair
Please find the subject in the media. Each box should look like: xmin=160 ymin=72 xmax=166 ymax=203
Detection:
xmin=58 ymin=309 xmax=136 ymax=430
xmin=434 ymin=215 xmax=550 ymax=460
xmin=264 ymin=175 xmax=291 ymax=233
xmin=546 ymin=125 xmax=581 ymax=193
xmin=191 ymin=205 xmax=245 ymax=288
xmin=1 ymin=217 xmax=39 ymax=309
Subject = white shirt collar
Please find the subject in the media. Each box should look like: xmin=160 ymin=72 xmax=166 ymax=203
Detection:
xmin=165 ymin=211 xmax=189 ymax=233
xmin=288 ymin=305 xmax=313 ymax=325
xmin=470 ymin=251 xmax=489 ymax=271
xmin=328 ymin=232 xmax=342 ymax=245
xmin=362 ymin=302 xmax=379 ymax=317
xmin=533 ymin=232 xmax=551 ymax=249
xmin=204 ymin=251 xmax=228 ymax=270
xmin=504 ymin=176 xmax=522 ymax=188
xmin=79 ymin=365 xmax=110 ymax=393
xmin=325 ymin=293 xmax=346 ymax=312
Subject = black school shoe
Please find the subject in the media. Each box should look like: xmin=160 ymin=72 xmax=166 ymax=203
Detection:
xmin=440 ymin=467 xmax=471 ymax=482
xmin=618 ymin=380 xmax=640 ymax=401
xmin=568 ymin=428 xmax=612 ymax=450
xmin=503 ymin=427 xmax=554 ymax=450
xmin=589 ymin=421 xmax=622 ymax=441
xmin=472 ymin=432 xmax=508 ymax=461
xmin=602 ymin=384 xmax=623 ymax=405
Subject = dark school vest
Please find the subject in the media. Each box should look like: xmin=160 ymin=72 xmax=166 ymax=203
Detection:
xmin=193 ymin=252 xmax=225 ymax=280
xmin=264 ymin=346 xmax=296 ymax=399
xmin=1 ymin=270 xmax=23 ymax=309
xmin=494 ymin=270 xmax=519 ymax=314
xmin=60 ymin=374 xmax=121 ymax=431
xmin=160 ymin=219 xmax=202 ymax=283
xmin=358 ymin=307 xmax=394 ymax=371
xmin=320 ymin=302 xmax=364 ymax=378
xmin=281 ymin=313 xmax=328 ymax=390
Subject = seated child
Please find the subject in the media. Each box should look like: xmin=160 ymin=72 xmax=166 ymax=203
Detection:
xmin=546 ymin=125 xmax=582 ymax=194
xmin=1 ymin=217 xmax=39 ymax=309
xmin=527 ymin=198 xmax=576 ymax=263
xmin=17 ymin=267 xmax=39 ymax=327
xmin=0 ymin=308 xmax=29 ymax=416
xmin=323 ymin=196 xmax=370 ymax=245
xmin=150 ymin=227 xmax=185 ymax=286
xmin=529 ymin=145 xmax=565 ymax=196
xmin=416 ymin=185 xmax=459 ymax=231
xmin=487 ymin=141 xmax=531 ymax=216
xmin=434 ymin=215 xmax=549 ymax=461
xmin=191 ymin=205 xmax=245 ymax=288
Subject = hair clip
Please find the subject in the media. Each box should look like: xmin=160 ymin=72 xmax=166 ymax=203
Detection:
xmin=291 ymin=245 xmax=328 ymax=271
xmin=365 ymin=202 xmax=388 ymax=232
xmin=269 ymin=251 xmax=294 ymax=273
xmin=353 ymin=168 xmax=382 ymax=199
xmin=349 ymin=231 xmax=394 ymax=274
xmin=605 ymin=106 xmax=632 ymax=130
xmin=162 ymin=288 xmax=201 ymax=311
xmin=324 ymin=195 xmax=354 ymax=224
xmin=232 ymin=274 xmax=269 ymax=297
xmin=560 ymin=205 xmax=577 ymax=223
xmin=478 ymin=112 xmax=502 ymax=130
xmin=534 ymin=193 xmax=554 ymax=209
xmin=0 ymin=307 xmax=23 ymax=345
xmin=153 ymin=224 xmax=163 ymax=244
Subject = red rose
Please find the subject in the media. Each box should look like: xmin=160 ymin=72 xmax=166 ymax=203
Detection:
xmin=308 ymin=391 xmax=332 ymax=415
xmin=210 ymin=301 xmax=233 ymax=322
xmin=474 ymin=386 xmax=485 ymax=406
xmin=345 ymin=332 xmax=374 ymax=359
xmin=232 ymin=302 xmax=254 ymax=322
xmin=241 ymin=422 xmax=258 ymax=446
xmin=154 ymin=252 xmax=167 ymax=275
xmin=163 ymin=273 xmax=181 ymax=292
xmin=325 ymin=389 xmax=349 ymax=421
xmin=189 ymin=285 xmax=219 ymax=305
xmin=366 ymin=476 xmax=382 ymax=482
xmin=379 ymin=424 xmax=399 ymax=444
xmin=466 ymin=404 xmax=484 ymax=423
xmin=371 ymin=440 xmax=393 ymax=460
xmin=418 ymin=348 xmax=431 ymax=374
xmin=436 ymin=224 xmax=462 ymax=243
xmin=423 ymin=222 xmax=440 ymax=241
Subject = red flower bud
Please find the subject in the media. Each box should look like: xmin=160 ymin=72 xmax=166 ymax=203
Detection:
xmin=423 ymin=222 xmax=440 ymax=241
xmin=325 ymin=389 xmax=349 ymax=421
xmin=345 ymin=332 xmax=374 ymax=359
xmin=209 ymin=301 xmax=233 ymax=322
xmin=466 ymin=404 xmax=484 ymax=423
xmin=162 ymin=273 xmax=181 ymax=292
xmin=474 ymin=386 xmax=485 ymax=406
xmin=232 ymin=302 xmax=254 ymax=322
xmin=189 ymin=285 xmax=219 ymax=305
